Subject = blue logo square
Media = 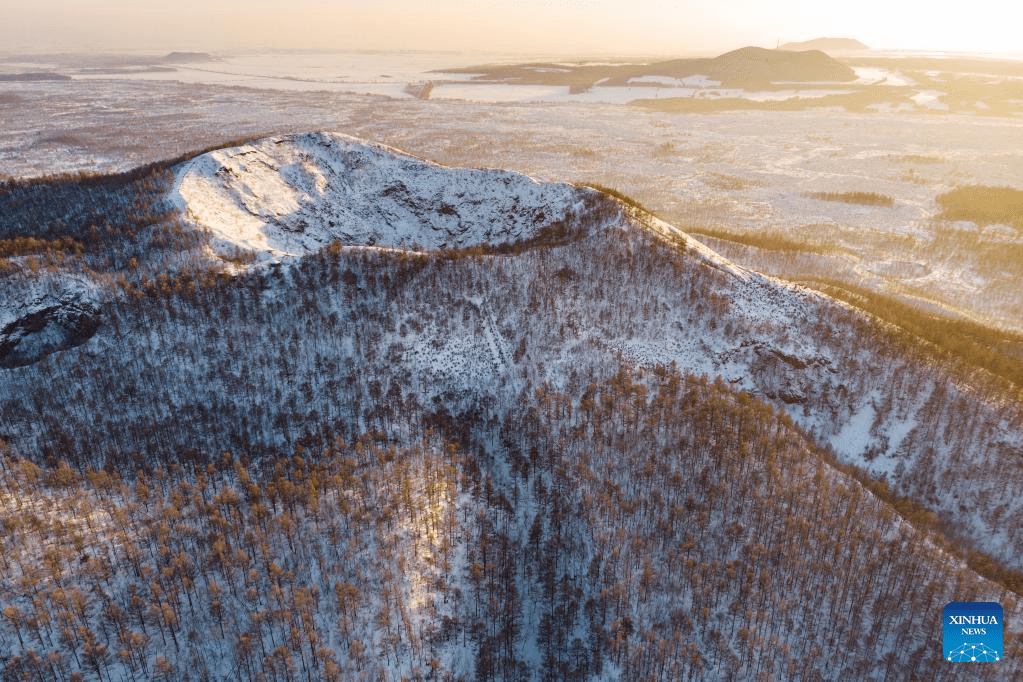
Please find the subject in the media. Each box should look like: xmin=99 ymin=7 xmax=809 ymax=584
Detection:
xmin=943 ymin=602 xmax=1003 ymax=662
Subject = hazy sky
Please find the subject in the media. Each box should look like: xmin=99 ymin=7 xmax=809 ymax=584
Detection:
xmin=3 ymin=0 xmax=1021 ymax=56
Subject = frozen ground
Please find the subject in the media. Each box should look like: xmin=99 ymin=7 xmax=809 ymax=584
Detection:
xmin=2 ymin=52 xmax=1023 ymax=331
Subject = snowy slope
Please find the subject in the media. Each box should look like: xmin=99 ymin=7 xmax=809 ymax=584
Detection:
xmin=174 ymin=131 xmax=591 ymax=260
xmin=175 ymin=132 xmax=839 ymax=397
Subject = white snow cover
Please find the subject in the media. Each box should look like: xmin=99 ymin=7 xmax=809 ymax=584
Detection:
xmin=628 ymin=74 xmax=722 ymax=87
xmin=0 ymin=272 xmax=99 ymax=330
xmin=174 ymin=132 xmax=588 ymax=261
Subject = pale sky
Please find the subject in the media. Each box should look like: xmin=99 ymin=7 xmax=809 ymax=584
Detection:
xmin=3 ymin=0 xmax=1022 ymax=57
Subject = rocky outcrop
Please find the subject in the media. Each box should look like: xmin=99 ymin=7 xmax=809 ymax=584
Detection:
xmin=0 ymin=285 xmax=100 ymax=368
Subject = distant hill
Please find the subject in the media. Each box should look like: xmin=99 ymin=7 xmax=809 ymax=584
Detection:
xmin=161 ymin=51 xmax=214 ymax=63
xmin=677 ymin=46 xmax=857 ymax=86
xmin=779 ymin=37 xmax=868 ymax=52
xmin=601 ymin=46 xmax=858 ymax=88
xmin=442 ymin=46 xmax=858 ymax=91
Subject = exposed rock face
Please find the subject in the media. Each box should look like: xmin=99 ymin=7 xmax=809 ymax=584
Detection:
xmin=0 ymin=283 xmax=100 ymax=368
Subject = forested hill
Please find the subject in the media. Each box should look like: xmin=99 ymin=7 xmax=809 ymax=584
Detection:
xmin=1 ymin=134 xmax=1021 ymax=680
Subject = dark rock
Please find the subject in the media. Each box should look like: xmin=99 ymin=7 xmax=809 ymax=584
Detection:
xmin=0 ymin=295 xmax=101 ymax=369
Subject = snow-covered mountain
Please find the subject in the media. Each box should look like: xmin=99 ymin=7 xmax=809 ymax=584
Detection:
xmin=174 ymin=132 xmax=592 ymax=260
xmin=1 ymin=133 xmax=1022 ymax=680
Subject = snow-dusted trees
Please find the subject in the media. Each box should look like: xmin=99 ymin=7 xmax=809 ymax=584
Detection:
xmin=2 ymin=359 xmax=1023 ymax=679
xmin=4 ymin=158 xmax=1023 ymax=679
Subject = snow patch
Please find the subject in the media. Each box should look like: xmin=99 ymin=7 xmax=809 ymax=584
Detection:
xmin=911 ymin=90 xmax=949 ymax=111
xmin=831 ymin=395 xmax=877 ymax=459
xmin=853 ymin=67 xmax=917 ymax=87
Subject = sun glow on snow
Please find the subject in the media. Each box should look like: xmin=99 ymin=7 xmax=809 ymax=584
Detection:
xmin=0 ymin=464 xmax=117 ymax=587
xmin=396 ymin=455 xmax=458 ymax=618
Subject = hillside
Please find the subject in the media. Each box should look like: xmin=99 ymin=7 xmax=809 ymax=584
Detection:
xmin=1 ymin=134 xmax=1022 ymax=679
